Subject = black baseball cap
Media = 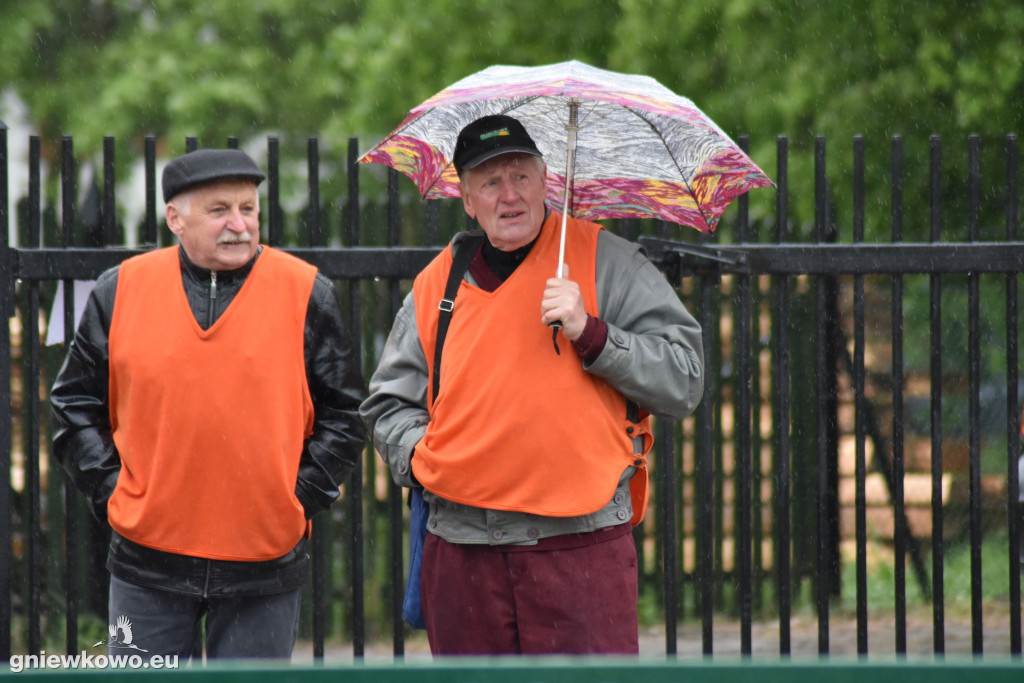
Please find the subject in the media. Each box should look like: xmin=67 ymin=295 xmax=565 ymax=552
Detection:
xmin=162 ymin=149 xmax=266 ymax=203
xmin=452 ymin=115 xmax=542 ymax=176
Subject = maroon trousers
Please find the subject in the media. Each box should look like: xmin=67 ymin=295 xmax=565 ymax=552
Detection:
xmin=420 ymin=525 xmax=639 ymax=655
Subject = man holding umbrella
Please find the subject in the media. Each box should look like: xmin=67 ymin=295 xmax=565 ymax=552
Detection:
xmin=361 ymin=114 xmax=704 ymax=655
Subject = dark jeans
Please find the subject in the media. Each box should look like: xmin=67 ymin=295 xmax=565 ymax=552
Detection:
xmin=107 ymin=575 xmax=301 ymax=662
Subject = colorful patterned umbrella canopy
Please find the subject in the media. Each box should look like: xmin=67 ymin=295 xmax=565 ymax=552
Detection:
xmin=360 ymin=60 xmax=773 ymax=234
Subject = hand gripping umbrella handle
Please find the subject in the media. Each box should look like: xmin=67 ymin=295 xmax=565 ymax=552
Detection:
xmin=550 ymin=210 xmax=566 ymax=354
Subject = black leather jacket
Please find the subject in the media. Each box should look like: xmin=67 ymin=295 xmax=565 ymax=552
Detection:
xmin=50 ymin=246 xmax=367 ymax=595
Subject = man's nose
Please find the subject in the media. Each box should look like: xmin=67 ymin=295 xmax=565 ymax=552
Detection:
xmin=498 ymin=179 xmax=519 ymax=202
xmin=225 ymin=208 xmax=247 ymax=231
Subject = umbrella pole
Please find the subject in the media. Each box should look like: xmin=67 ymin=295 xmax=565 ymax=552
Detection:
xmin=556 ymin=100 xmax=580 ymax=279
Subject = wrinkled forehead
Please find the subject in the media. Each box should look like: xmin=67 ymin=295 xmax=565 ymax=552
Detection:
xmin=190 ymin=178 xmax=260 ymax=202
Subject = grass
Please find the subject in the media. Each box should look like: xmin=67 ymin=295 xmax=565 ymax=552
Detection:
xmin=635 ymin=526 xmax=1019 ymax=629
xmin=837 ymin=527 xmax=1017 ymax=616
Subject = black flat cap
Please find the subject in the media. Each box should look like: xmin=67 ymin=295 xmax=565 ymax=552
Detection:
xmin=162 ymin=148 xmax=266 ymax=203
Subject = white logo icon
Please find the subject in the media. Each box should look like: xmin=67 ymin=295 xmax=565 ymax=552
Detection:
xmin=92 ymin=615 xmax=149 ymax=652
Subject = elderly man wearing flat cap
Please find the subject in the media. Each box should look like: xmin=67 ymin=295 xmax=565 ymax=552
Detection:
xmin=361 ymin=115 xmax=704 ymax=655
xmin=50 ymin=148 xmax=367 ymax=661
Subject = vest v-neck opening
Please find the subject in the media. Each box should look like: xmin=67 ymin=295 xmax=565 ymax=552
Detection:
xmin=467 ymin=217 xmax=555 ymax=298
xmin=178 ymin=251 xmax=263 ymax=339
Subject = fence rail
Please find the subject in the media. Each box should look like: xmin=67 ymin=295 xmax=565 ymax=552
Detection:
xmin=1 ymin=126 xmax=1022 ymax=663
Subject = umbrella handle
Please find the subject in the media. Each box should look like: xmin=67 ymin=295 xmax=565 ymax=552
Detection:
xmin=556 ymin=99 xmax=579 ymax=279
xmin=555 ymin=214 xmax=570 ymax=277
xmin=549 ymin=98 xmax=579 ymax=357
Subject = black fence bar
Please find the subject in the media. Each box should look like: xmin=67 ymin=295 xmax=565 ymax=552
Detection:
xmin=751 ymin=276 xmax=766 ymax=621
xmin=773 ymin=135 xmax=792 ymax=657
xmin=650 ymin=242 xmax=1024 ymax=276
xmin=12 ymin=247 xmax=441 ymax=282
xmin=427 ymin=200 xmax=440 ymax=246
xmin=103 ymin=136 xmax=116 ymax=245
xmin=307 ymin=138 xmax=321 ymax=249
xmin=891 ymin=135 xmax=908 ymax=655
xmin=929 ymin=133 xmax=946 ymax=656
xmin=736 ymin=196 xmax=753 ymax=657
xmin=27 ymin=282 xmax=42 ymax=657
xmin=346 ymin=136 xmax=366 ymax=660
xmin=712 ymin=307 xmax=725 ymax=620
xmin=655 ymin=202 xmax=679 ymax=660
xmin=814 ymin=135 xmax=831 ymax=655
xmin=751 ymin=305 xmax=765 ymax=617
xmin=738 ymin=143 xmax=766 ymax=627
xmin=825 ymin=216 xmax=842 ymax=603
xmin=26 ymin=136 xmax=42 ymax=656
xmin=651 ymin=220 xmax=672 ymax=637
xmin=386 ymin=168 xmax=405 ymax=658
xmin=852 ymin=135 xmax=868 ymax=656
xmin=268 ymin=137 xmax=283 ymax=247
xmin=32 ymin=241 xmax=1024 ymax=282
xmin=60 ymin=135 xmax=79 ymax=655
xmin=144 ymin=136 xmax=157 ymax=246
xmin=658 ymin=415 xmax=678 ymax=656
xmin=0 ymin=120 xmax=10 ymax=662
xmin=1006 ymin=133 xmax=1022 ymax=656
xmin=968 ymin=135 xmax=983 ymax=655
xmin=307 ymin=136 xmax=327 ymax=661
xmin=698 ymin=271 xmax=715 ymax=656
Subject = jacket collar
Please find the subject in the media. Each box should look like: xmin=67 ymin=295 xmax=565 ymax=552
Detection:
xmin=177 ymin=244 xmax=262 ymax=284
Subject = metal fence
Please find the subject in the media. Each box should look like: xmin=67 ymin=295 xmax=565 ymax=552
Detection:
xmin=1 ymin=125 xmax=1022 ymax=662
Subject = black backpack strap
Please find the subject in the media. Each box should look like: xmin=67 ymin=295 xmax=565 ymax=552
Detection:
xmin=431 ymin=233 xmax=484 ymax=407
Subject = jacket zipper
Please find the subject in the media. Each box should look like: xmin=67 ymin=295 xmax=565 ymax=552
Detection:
xmin=208 ymin=271 xmax=217 ymax=329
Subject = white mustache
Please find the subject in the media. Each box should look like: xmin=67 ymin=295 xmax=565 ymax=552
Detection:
xmin=216 ymin=232 xmax=252 ymax=245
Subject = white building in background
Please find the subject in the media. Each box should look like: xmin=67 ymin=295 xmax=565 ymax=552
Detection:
xmin=2 ymin=88 xmax=37 ymax=249
xmin=2 ymin=89 xmax=152 ymax=342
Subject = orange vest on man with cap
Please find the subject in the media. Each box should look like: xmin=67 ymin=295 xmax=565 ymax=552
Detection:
xmin=411 ymin=212 xmax=651 ymax=519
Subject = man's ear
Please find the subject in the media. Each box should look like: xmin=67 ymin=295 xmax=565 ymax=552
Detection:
xmin=165 ymin=203 xmax=184 ymax=237
xmin=459 ymin=185 xmax=475 ymax=219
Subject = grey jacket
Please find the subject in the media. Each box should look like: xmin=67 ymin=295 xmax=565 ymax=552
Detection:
xmin=360 ymin=228 xmax=703 ymax=546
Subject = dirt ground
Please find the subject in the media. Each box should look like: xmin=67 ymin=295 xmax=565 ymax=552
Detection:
xmin=294 ymin=602 xmax=1018 ymax=663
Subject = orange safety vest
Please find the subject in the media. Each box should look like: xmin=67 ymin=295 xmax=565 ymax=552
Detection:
xmin=107 ymin=246 xmax=316 ymax=561
xmin=413 ymin=212 xmax=652 ymax=520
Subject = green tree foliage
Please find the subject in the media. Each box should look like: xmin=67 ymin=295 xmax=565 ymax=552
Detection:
xmin=1 ymin=0 xmax=1021 ymax=233
xmin=0 ymin=1 xmax=363 ymax=154
xmin=611 ymin=0 xmax=1024 ymax=237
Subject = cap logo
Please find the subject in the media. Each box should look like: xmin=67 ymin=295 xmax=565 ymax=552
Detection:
xmin=480 ymin=128 xmax=510 ymax=141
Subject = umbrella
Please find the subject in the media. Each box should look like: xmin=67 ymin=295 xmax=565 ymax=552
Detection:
xmin=360 ymin=59 xmax=773 ymax=274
